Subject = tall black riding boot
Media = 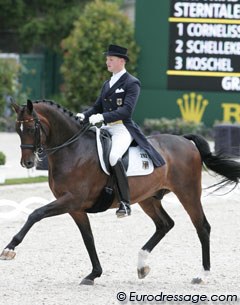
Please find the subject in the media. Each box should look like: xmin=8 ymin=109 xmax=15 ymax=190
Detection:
xmin=112 ymin=159 xmax=131 ymax=218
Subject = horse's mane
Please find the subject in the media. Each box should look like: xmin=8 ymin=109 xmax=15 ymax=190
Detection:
xmin=32 ymin=99 xmax=79 ymax=123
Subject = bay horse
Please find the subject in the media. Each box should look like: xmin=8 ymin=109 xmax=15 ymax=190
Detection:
xmin=1 ymin=99 xmax=240 ymax=285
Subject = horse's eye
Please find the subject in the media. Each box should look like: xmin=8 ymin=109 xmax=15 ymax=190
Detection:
xmin=27 ymin=127 xmax=35 ymax=135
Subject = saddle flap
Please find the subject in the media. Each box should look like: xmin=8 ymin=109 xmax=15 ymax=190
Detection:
xmin=92 ymin=126 xmax=154 ymax=176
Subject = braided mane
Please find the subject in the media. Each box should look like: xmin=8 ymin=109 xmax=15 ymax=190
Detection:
xmin=32 ymin=99 xmax=79 ymax=123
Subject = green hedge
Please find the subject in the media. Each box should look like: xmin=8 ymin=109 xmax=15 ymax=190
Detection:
xmin=0 ymin=57 xmax=19 ymax=115
xmin=60 ymin=0 xmax=139 ymax=112
xmin=0 ymin=151 xmax=6 ymax=165
xmin=142 ymin=118 xmax=212 ymax=138
xmin=0 ymin=56 xmax=28 ymax=131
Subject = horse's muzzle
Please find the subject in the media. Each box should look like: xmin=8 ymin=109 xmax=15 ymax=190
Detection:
xmin=21 ymin=158 xmax=35 ymax=169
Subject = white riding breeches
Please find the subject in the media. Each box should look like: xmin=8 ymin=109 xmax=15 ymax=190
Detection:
xmin=101 ymin=123 xmax=133 ymax=166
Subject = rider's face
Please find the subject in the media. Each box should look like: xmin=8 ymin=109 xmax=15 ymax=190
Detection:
xmin=106 ymin=56 xmax=125 ymax=74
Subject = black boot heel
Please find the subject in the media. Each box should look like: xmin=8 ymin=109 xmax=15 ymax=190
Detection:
xmin=116 ymin=202 xmax=131 ymax=218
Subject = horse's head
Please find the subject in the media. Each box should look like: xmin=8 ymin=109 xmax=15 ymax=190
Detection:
xmin=12 ymin=99 xmax=44 ymax=169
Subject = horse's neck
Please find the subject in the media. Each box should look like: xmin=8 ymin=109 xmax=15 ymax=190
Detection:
xmin=37 ymin=104 xmax=79 ymax=148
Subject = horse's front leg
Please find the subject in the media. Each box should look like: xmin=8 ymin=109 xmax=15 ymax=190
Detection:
xmin=69 ymin=211 xmax=102 ymax=285
xmin=0 ymin=193 xmax=74 ymax=260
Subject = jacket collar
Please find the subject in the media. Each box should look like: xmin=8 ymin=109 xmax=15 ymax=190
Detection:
xmin=104 ymin=72 xmax=128 ymax=96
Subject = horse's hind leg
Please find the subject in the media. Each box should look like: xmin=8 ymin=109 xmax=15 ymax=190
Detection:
xmin=137 ymin=197 xmax=174 ymax=279
xmin=176 ymin=190 xmax=211 ymax=283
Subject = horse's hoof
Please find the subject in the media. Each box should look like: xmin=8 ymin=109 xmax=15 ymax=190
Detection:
xmin=137 ymin=266 xmax=150 ymax=279
xmin=191 ymin=277 xmax=205 ymax=284
xmin=0 ymin=248 xmax=16 ymax=260
xmin=80 ymin=278 xmax=94 ymax=285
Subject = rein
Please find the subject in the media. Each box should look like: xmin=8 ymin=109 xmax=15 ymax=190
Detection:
xmin=45 ymin=122 xmax=91 ymax=155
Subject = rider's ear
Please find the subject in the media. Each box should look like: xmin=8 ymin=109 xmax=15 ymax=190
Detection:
xmin=27 ymin=99 xmax=33 ymax=114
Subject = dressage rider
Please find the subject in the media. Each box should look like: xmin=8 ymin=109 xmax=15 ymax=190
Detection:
xmin=77 ymin=44 xmax=165 ymax=218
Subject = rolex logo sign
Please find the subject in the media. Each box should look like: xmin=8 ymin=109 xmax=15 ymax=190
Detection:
xmin=177 ymin=92 xmax=208 ymax=123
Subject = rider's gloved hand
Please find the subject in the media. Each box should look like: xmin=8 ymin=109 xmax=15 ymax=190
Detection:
xmin=89 ymin=114 xmax=104 ymax=125
xmin=76 ymin=113 xmax=85 ymax=121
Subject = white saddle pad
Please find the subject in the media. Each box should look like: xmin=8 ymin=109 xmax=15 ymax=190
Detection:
xmin=94 ymin=127 xmax=154 ymax=176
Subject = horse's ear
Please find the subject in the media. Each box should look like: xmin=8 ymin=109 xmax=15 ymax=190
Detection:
xmin=27 ymin=99 xmax=33 ymax=114
xmin=10 ymin=97 xmax=20 ymax=114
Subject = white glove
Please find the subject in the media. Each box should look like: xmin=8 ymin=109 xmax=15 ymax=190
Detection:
xmin=76 ymin=113 xmax=85 ymax=121
xmin=89 ymin=114 xmax=104 ymax=125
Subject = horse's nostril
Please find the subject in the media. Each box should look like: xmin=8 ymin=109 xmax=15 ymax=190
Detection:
xmin=26 ymin=160 xmax=34 ymax=168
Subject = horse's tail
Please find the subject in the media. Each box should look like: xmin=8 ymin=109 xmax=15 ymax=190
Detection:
xmin=183 ymin=133 xmax=240 ymax=189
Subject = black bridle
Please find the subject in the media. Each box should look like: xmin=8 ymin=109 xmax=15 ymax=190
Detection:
xmin=17 ymin=110 xmax=91 ymax=155
xmin=16 ymin=111 xmax=44 ymax=154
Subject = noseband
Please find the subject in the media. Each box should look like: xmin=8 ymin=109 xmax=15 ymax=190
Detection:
xmin=16 ymin=111 xmax=44 ymax=154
